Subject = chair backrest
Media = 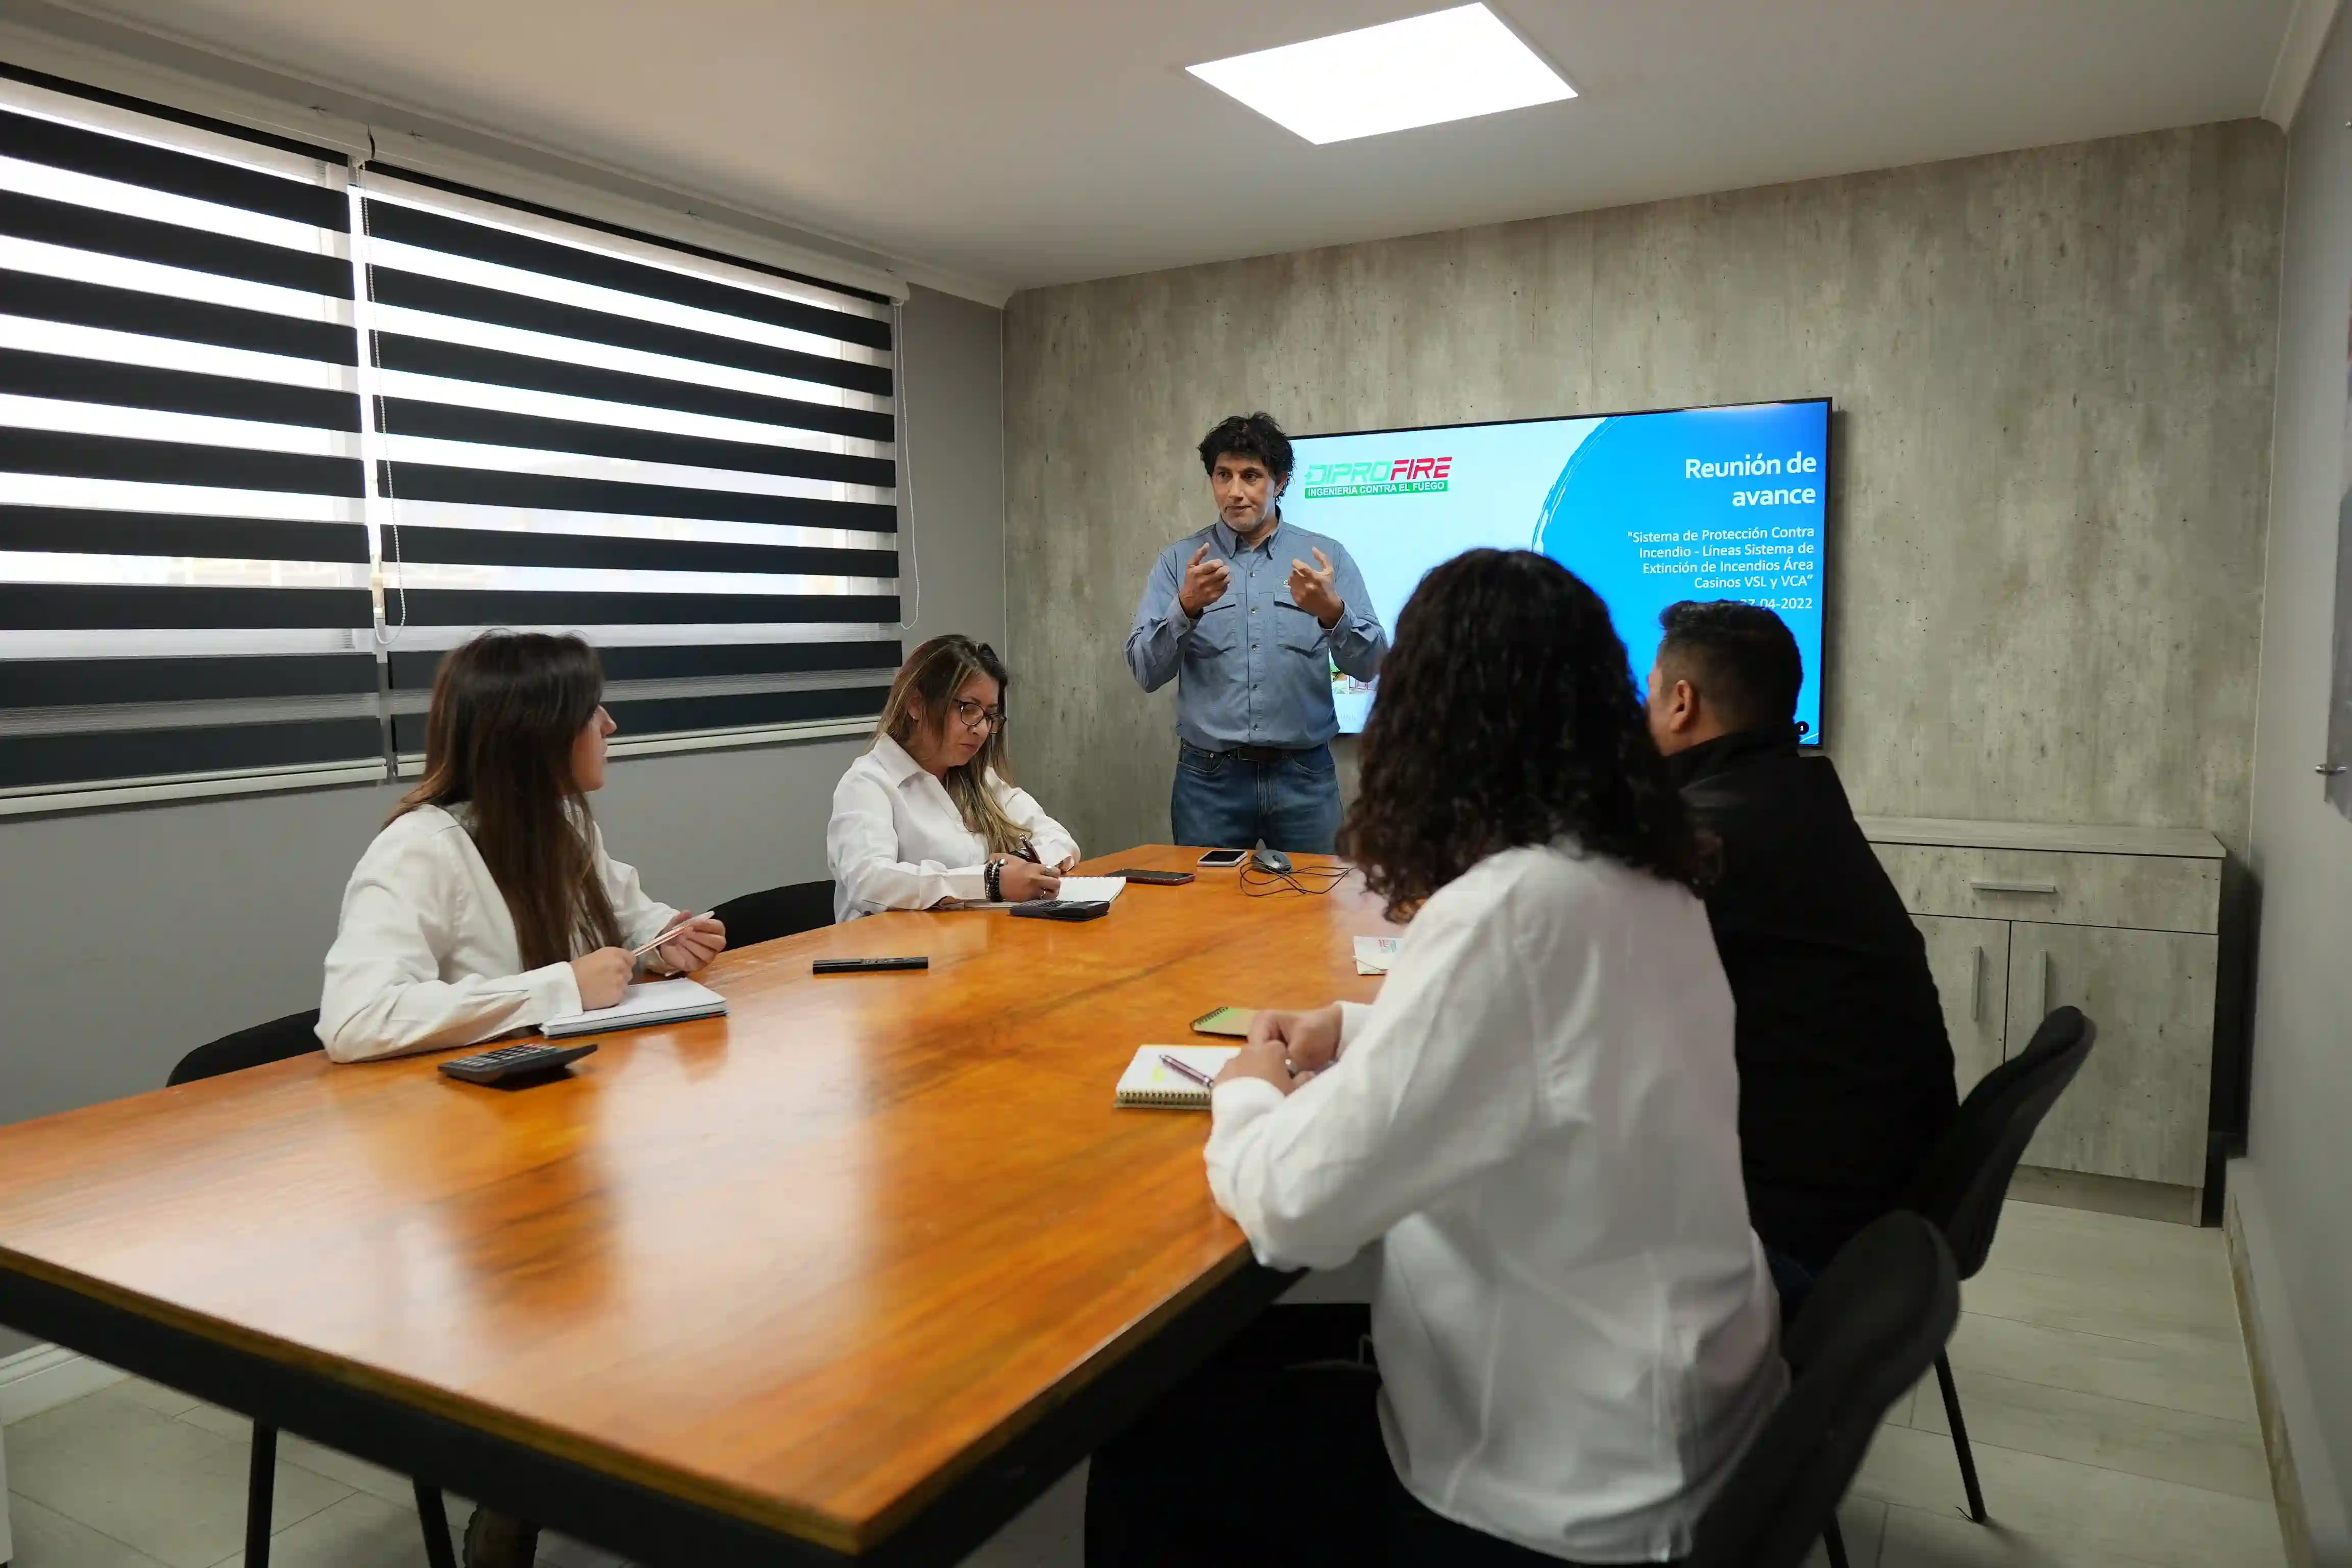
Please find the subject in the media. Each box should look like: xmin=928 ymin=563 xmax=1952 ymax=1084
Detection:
xmin=709 ymin=880 xmax=835 ymax=948
xmin=1687 ymin=1213 xmax=1960 ymax=1568
xmin=167 ymin=1009 xmax=324 ymax=1086
xmin=1901 ymin=1006 xmax=2097 ymax=1279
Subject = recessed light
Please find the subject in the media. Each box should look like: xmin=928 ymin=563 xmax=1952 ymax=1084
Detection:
xmin=1186 ymin=4 xmax=1575 ymax=146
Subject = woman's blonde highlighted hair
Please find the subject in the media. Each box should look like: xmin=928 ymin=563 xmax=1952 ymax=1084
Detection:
xmin=876 ymin=634 xmax=1026 ymax=854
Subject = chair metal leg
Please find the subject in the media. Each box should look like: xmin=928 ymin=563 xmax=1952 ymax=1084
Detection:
xmin=1822 ymin=1511 xmax=1850 ymax=1568
xmin=1934 ymin=1349 xmax=1989 ymax=1523
xmin=244 ymin=1423 xmax=276 ymax=1568
xmin=413 ymin=1482 xmax=458 ymax=1568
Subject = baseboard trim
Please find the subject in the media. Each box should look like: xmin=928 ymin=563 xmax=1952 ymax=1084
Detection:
xmin=2226 ymin=1158 xmax=2352 ymax=1568
xmin=2010 ymin=1164 xmax=2203 ymax=1224
xmin=0 ymin=1340 xmax=125 ymax=1426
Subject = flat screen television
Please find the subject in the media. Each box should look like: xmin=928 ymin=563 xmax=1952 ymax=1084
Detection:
xmin=1283 ymin=397 xmax=1831 ymax=742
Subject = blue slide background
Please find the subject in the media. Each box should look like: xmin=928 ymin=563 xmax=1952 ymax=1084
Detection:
xmin=1283 ymin=400 xmax=1829 ymax=740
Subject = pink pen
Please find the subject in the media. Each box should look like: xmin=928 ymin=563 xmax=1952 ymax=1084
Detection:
xmin=1157 ymin=1052 xmax=1220 ymax=1090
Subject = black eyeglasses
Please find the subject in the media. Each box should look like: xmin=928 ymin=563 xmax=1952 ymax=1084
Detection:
xmin=951 ymin=698 xmax=1006 ymax=732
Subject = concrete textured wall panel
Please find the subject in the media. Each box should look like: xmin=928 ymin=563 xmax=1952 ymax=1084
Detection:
xmin=1004 ymin=122 xmax=2283 ymax=859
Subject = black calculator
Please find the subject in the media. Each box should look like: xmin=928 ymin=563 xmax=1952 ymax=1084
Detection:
xmin=439 ymin=1042 xmax=597 ymax=1085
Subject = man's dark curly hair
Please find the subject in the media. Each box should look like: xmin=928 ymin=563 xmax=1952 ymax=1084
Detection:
xmin=1341 ymin=549 xmax=1709 ymax=921
xmin=1197 ymin=412 xmax=1293 ymax=480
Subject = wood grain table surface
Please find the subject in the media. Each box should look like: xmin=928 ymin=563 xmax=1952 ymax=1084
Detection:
xmin=0 ymin=845 xmax=1394 ymax=1556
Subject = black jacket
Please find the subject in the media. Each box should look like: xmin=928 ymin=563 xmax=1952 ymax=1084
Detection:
xmin=1670 ymin=727 xmax=1957 ymax=1269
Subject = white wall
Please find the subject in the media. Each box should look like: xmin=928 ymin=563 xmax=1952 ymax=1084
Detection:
xmin=2244 ymin=3 xmax=2352 ymax=1550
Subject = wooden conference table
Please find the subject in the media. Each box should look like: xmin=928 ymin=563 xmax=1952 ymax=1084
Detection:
xmin=0 ymin=846 xmax=1394 ymax=1567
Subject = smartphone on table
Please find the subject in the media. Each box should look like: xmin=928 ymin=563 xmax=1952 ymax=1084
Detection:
xmin=1196 ymin=848 xmax=1248 ymax=869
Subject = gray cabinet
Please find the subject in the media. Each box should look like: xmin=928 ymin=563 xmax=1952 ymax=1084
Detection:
xmin=1913 ymin=912 xmax=2008 ymax=1100
xmin=2003 ymin=922 xmax=2217 ymax=1188
xmin=1861 ymin=816 xmax=2227 ymax=1210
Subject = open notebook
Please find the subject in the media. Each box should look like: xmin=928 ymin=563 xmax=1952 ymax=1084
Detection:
xmin=1114 ymin=1045 xmax=1239 ymax=1109
xmin=958 ymin=875 xmax=1128 ymax=911
xmin=543 ymin=977 xmax=727 ymax=1039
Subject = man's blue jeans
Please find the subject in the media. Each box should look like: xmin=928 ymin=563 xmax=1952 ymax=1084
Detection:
xmin=1169 ymin=742 xmax=1342 ymax=855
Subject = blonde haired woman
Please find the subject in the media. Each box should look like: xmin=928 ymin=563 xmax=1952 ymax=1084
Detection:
xmin=827 ymin=635 xmax=1079 ymax=919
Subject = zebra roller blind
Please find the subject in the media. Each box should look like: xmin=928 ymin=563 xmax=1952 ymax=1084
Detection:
xmin=0 ymin=64 xmax=379 ymax=798
xmin=0 ymin=63 xmax=905 ymax=805
xmin=358 ymin=167 xmax=903 ymax=756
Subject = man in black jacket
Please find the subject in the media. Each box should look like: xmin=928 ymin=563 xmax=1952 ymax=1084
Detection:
xmin=1647 ymin=601 xmax=1956 ymax=1307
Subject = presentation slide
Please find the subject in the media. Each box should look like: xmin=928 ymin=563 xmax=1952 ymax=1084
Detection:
xmin=1283 ymin=398 xmax=1829 ymax=741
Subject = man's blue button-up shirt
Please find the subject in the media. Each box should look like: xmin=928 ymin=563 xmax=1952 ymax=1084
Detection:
xmin=1125 ymin=513 xmax=1388 ymax=751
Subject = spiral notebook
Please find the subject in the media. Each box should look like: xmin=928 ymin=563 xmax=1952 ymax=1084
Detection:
xmin=1114 ymin=1045 xmax=1239 ymax=1109
xmin=543 ymin=977 xmax=727 ymax=1038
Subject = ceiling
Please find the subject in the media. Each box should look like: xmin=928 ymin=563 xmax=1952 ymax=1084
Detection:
xmin=43 ymin=1 xmax=2305 ymax=297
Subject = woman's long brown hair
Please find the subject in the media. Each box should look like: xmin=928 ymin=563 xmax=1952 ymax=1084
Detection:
xmin=1341 ymin=550 xmax=1708 ymax=923
xmin=874 ymin=635 xmax=1026 ymax=854
xmin=390 ymin=632 xmax=621 ymax=968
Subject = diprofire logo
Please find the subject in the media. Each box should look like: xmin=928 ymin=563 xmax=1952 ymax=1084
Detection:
xmin=1301 ymin=456 xmax=1453 ymax=498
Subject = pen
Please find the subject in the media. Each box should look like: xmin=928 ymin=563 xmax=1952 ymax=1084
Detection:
xmin=1016 ymin=839 xmax=1041 ymax=864
xmin=1158 ymin=1052 xmax=1219 ymax=1091
xmin=631 ymin=910 xmax=715 ymax=959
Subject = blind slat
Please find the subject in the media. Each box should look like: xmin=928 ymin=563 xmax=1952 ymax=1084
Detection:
xmin=0 ymin=346 xmax=360 ymax=430
xmin=0 ymin=505 xmax=371 ymax=564
xmin=391 ymin=524 xmax=896 ymax=578
xmin=376 ymin=332 xmax=891 ymax=441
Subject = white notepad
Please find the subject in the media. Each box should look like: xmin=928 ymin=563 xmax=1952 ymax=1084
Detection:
xmin=543 ymin=976 xmax=727 ymax=1038
xmin=1114 ymin=1045 xmax=1239 ymax=1109
xmin=1055 ymin=875 xmax=1127 ymax=905
xmin=958 ymin=875 xmax=1128 ymax=911
xmin=1355 ymin=936 xmax=1400 ymax=975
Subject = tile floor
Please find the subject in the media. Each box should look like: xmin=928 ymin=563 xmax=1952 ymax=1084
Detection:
xmin=0 ymin=1200 xmax=2285 ymax=1568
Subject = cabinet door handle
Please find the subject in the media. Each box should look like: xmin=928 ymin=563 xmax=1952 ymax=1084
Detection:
xmin=1970 ymin=878 xmax=2060 ymax=896
xmin=2040 ymin=950 xmax=2054 ymax=1015
xmin=1970 ymin=944 xmax=1984 ymax=1022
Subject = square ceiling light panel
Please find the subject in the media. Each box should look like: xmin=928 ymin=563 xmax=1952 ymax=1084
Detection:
xmin=1186 ymin=4 xmax=1575 ymax=145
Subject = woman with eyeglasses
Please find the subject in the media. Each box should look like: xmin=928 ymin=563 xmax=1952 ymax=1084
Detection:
xmin=827 ymin=634 xmax=1079 ymax=919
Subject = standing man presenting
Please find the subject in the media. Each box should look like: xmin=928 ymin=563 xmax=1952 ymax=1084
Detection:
xmin=1129 ymin=412 xmax=1387 ymax=854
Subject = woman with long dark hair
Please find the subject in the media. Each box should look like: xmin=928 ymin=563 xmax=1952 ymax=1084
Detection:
xmin=317 ymin=631 xmax=725 ymax=1064
xmin=827 ymin=634 xmax=1079 ymax=918
xmin=1086 ymin=551 xmax=1781 ymax=1566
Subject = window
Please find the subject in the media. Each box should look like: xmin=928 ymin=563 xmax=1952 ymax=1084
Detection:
xmin=357 ymin=168 xmax=903 ymax=759
xmin=0 ymin=64 xmax=905 ymax=810
xmin=0 ymin=64 xmax=378 ymax=802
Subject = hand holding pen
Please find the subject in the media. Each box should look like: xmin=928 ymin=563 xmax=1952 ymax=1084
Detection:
xmin=634 ymin=910 xmax=726 ymax=971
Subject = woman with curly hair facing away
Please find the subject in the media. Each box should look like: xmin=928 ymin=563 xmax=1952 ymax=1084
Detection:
xmin=1085 ymin=551 xmax=1781 ymax=1567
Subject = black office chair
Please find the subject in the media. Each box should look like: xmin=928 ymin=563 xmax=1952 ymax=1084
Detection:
xmin=709 ymin=879 xmax=835 ymax=947
xmin=1687 ymin=1212 xmax=1961 ymax=1568
xmin=1899 ymin=1004 xmax=2097 ymax=1525
xmin=168 ymin=1013 xmax=459 ymax=1568
xmin=165 ymin=1009 xmax=324 ymax=1086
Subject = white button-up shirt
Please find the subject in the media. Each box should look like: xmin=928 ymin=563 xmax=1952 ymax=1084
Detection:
xmin=1207 ymin=843 xmax=1785 ymax=1563
xmin=827 ymin=735 xmax=1080 ymax=921
xmin=316 ymin=804 xmax=681 ymax=1063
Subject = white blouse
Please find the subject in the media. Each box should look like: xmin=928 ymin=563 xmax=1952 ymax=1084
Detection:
xmin=826 ymin=735 xmax=1080 ymax=920
xmin=316 ymin=804 xmax=682 ymax=1063
xmin=1206 ymin=843 xmax=1784 ymax=1563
